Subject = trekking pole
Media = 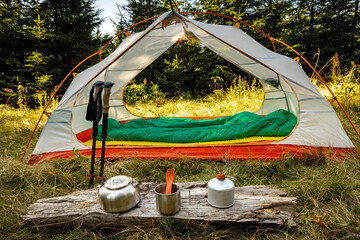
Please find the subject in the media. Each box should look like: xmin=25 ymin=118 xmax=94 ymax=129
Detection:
xmin=98 ymin=82 xmax=114 ymax=184
xmin=86 ymin=81 xmax=104 ymax=188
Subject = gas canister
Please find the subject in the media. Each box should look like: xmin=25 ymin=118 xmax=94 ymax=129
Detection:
xmin=207 ymin=160 xmax=235 ymax=208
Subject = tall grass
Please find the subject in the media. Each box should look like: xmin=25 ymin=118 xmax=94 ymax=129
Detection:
xmin=0 ymin=58 xmax=360 ymax=239
xmin=313 ymin=56 xmax=360 ymax=111
xmin=125 ymin=78 xmax=264 ymax=117
xmin=313 ymin=57 xmax=360 ymax=149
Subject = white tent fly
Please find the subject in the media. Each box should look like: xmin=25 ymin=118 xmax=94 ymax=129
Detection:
xmin=28 ymin=11 xmax=355 ymax=163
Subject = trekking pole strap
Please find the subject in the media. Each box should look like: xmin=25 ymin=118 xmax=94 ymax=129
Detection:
xmin=86 ymin=81 xmax=104 ymax=122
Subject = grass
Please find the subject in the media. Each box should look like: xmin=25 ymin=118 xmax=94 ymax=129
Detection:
xmin=1 ymin=62 xmax=360 ymax=239
xmin=125 ymin=79 xmax=264 ymax=117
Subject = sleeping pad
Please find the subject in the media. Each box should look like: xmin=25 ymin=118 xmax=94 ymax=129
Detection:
xmin=97 ymin=109 xmax=297 ymax=143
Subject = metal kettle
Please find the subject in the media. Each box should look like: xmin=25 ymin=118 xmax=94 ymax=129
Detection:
xmin=207 ymin=160 xmax=235 ymax=208
xmin=98 ymin=175 xmax=141 ymax=213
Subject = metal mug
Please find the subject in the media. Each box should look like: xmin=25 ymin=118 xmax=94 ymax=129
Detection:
xmin=154 ymin=183 xmax=181 ymax=215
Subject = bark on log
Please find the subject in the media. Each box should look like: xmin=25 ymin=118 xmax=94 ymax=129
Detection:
xmin=22 ymin=182 xmax=296 ymax=227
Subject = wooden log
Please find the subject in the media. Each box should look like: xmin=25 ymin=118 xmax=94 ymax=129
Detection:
xmin=22 ymin=182 xmax=296 ymax=227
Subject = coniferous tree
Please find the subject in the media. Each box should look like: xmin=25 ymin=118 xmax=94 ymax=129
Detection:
xmin=39 ymin=0 xmax=103 ymax=79
xmin=0 ymin=0 xmax=106 ymax=106
xmin=285 ymin=0 xmax=360 ymax=67
xmin=118 ymin=0 xmax=242 ymax=97
xmin=196 ymin=0 xmax=359 ymax=69
xmin=1 ymin=0 xmax=359 ymax=106
xmin=118 ymin=0 xmax=168 ymax=32
xmin=0 ymin=0 xmax=34 ymax=104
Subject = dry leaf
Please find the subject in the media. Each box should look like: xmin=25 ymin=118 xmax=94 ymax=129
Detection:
xmin=313 ymin=216 xmax=325 ymax=226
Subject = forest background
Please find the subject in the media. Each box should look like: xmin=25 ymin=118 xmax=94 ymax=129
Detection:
xmin=1 ymin=0 xmax=359 ymax=108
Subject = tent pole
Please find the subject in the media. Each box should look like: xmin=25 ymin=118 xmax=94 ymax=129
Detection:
xmin=20 ymin=51 xmax=100 ymax=163
xmin=22 ymin=10 xmax=359 ymax=164
xmin=171 ymin=0 xmax=180 ymax=13
xmin=180 ymin=11 xmax=359 ymax=140
xmin=20 ymin=16 xmax=160 ymax=164
xmin=180 ymin=11 xmax=276 ymax=52
xmin=271 ymin=38 xmax=277 ymax=53
xmin=168 ymin=0 xmax=180 ymax=12
xmin=272 ymin=38 xmax=360 ymax=139
xmin=98 ymin=16 xmax=160 ymax=55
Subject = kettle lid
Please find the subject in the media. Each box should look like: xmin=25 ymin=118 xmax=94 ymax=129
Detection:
xmin=104 ymin=175 xmax=131 ymax=190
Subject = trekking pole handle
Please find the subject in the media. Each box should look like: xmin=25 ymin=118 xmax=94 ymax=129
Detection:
xmin=102 ymin=82 xmax=114 ymax=114
xmin=94 ymin=81 xmax=104 ymax=109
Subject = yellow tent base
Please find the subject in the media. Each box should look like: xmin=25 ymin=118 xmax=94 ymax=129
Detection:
xmin=83 ymin=136 xmax=286 ymax=147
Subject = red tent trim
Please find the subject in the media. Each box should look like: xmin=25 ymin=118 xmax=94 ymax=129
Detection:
xmin=28 ymin=144 xmax=356 ymax=164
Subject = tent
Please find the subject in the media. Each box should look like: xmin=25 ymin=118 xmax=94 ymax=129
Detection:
xmin=27 ymin=11 xmax=356 ymax=164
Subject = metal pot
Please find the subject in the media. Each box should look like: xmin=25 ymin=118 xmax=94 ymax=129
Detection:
xmin=98 ymin=175 xmax=141 ymax=213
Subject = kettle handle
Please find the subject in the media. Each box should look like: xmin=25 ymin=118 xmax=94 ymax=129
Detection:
xmin=115 ymin=165 xmax=141 ymax=187
xmin=116 ymin=165 xmax=132 ymax=177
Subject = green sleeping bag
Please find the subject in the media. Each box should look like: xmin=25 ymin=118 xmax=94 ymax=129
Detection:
xmin=98 ymin=109 xmax=297 ymax=143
